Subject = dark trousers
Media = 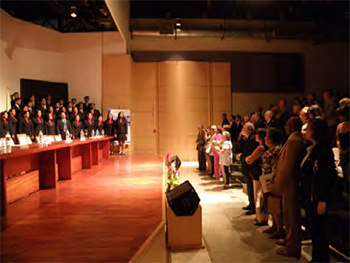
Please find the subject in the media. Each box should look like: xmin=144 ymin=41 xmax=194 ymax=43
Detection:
xmin=197 ymin=149 xmax=206 ymax=171
xmin=210 ymin=156 xmax=214 ymax=176
xmin=224 ymin=166 xmax=230 ymax=185
xmin=245 ymin=173 xmax=254 ymax=210
xmin=283 ymin=197 xmax=301 ymax=256
xmin=311 ymin=207 xmax=330 ymax=262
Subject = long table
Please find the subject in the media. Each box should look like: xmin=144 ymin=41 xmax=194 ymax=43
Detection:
xmin=0 ymin=136 xmax=112 ymax=230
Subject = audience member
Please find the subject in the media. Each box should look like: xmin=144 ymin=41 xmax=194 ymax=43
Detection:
xmin=245 ymin=128 xmax=267 ymax=224
xmin=272 ymin=117 xmax=305 ymax=258
xmin=217 ymin=131 xmax=232 ymax=189
xmin=196 ymin=125 xmax=206 ymax=172
xmin=300 ymin=119 xmax=338 ymax=262
xmin=323 ymin=89 xmax=338 ymax=145
xmin=236 ymin=122 xmax=258 ymax=215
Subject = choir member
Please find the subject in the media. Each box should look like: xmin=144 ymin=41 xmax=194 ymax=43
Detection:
xmin=1 ymin=111 xmax=9 ymax=137
xmin=13 ymin=98 xmax=22 ymax=119
xmin=84 ymin=113 xmax=95 ymax=137
xmin=19 ymin=111 xmax=34 ymax=139
xmin=104 ymin=113 xmax=115 ymax=137
xmin=95 ymin=115 xmax=104 ymax=134
xmin=83 ymin=96 xmax=91 ymax=113
xmin=45 ymin=113 xmax=56 ymax=135
xmin=91 ymin=103 xmax=100 ymax=120
xmin=115 ymin=111 xmax=128 ymax=155
xmin=8 ymin=108 xmax=18 ymax=141
xmin=56 ymin=112 xmax=72 ymax=139
xmin=71 ymin=115 xmax=83 ymax=139
xmin=32 ymin=110 xmax=45 ymax=136
xmin=36 ymin=97 xmax=47 ymax=114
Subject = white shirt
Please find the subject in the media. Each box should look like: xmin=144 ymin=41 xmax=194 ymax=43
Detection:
xmin=219 ymin=140 xmax=233 ymax=166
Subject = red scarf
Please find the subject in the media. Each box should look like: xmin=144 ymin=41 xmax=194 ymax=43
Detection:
xmin=89 ymin=119 xmax=92 ymax=125
xmin=119 ymin=118 xmax=122 ymax=123
xmin=25 ymin=117 xmax=29 ymax=124
xmin=76 ymin=120 xmax=79 ymax=125
xmin=98 ymin=121 xmax=102 ymax=126
xmin=38 ymin=117 xmax=42 ymax=124
xmin=109 ymin=119 xmax=112 ymax=124
xmin=3 ymin=118 xmax=8 ymax=124
xmin=11 ymin=115 xmax=17 ymax=121
xmin=49 ymin=120 xmax=52 ymax=126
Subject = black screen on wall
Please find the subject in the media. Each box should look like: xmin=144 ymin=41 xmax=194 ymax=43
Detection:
xmin=231 ymin=53 xmax=304 ymax=93
xmin=20 ymin=79 xmax=68 ymax=103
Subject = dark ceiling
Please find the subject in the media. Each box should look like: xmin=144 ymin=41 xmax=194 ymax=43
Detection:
xmin=0 ymin=0 xmax=117 ymax=33
xmin=130 ymin=0 xmax=349 ymax=42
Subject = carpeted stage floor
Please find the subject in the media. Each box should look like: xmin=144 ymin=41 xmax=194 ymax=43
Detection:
xmin=1 ymin=154 xmax=164 ymax=262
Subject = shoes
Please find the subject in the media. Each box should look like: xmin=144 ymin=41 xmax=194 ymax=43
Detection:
xmin=276 ymin=247 xmax=300 ymax=258
xmin=242 ymin=206 xmax=252 ymax=210
xmin=275 ymin=239 xmax=286 ymax=246
xmin=223 ymin=184 xmax=230 ymax=189
xmin=245 ymin=210 xmax=256 ymax=215
xmin=263 ymin=227 xmax=276 ymax=234
xmin=254 ymin=221 xmax=268 ymax=226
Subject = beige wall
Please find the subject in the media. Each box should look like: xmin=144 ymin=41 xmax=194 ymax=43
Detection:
xmin=103 ymin=55 xmax=231 ymax=160
xmin=0 ymin=10 xmax=125 ymax=112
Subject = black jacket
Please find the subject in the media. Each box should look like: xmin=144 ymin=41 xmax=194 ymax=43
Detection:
xmin=71 ymin=120 xmax=84 ymax=138
xmin=104 ymin=119 xmax=115 ymax=137
xmin=95 ymin=120 xmax=104 ymax=134
xmin=300 ymin=142 xmax=338 ymax=206
xmin=45 ymin=121 xmax=56 ymax=135
xmin=115 ymin=118 xmax=128 ymax=135
xmin=8 ymin=115 xmax=18 ymax=137
xmin=84 ymin=119 xmax=95 ymax=137
xmin=56 ymin=119 xmax=72 ymax=139
xmin=32 ymin=117 xmax=45 ymax=136
xmin=19 ymin=117 xmax=33 ymax=136
xmin=1 ymin=119 xmax=9 ymax=137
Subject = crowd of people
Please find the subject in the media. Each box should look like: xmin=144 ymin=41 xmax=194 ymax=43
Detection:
xmin=0 ymin=93 xmax=128 ymax=155
xmin=196 ymin=90 xmax=349 ymax=262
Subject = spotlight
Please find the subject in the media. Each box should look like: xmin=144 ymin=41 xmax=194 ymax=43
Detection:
xmin=175 ymin=22 xmax=181 ymax=27
xmin=70 ymin=6 xmax=77 ymax=18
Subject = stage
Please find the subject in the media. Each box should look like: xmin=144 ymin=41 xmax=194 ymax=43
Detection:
xmin=0 ymin=154 xmax=164 ymax=262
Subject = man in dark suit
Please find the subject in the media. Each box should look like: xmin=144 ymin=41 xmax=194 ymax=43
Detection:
xmin=10 ymin=92 xmax=19 ymax=108
xmin=83 ymin=96 xmax=91 ymax=113
xmin=13 ymin=98 xmax=22 ymax=119
xmin=236 ymin=122 xmax=258 ymax=214
xmin=222 ymin=113 xmax=230 ymax=126
xmin=56 ymin=112 xmax=72 ymax=140
xmin=36 ymin=97 xmax=48 ymax=115
xmin=91 ymin=103 xmax=100 ymax=120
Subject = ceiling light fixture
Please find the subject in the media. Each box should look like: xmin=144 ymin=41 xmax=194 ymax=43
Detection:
xmin=70 ymin=6 xmax=77 ymax=18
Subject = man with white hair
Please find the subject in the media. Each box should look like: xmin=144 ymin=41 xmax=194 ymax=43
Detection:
xmin=236 ymin=122 xmax=258 ymax=215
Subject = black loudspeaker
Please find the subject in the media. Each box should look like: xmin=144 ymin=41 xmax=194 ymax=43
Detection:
xmin=166 ymin=180 xmax=200 ymax=216
xmin=170 ymin=155 xmax=181 ymax=170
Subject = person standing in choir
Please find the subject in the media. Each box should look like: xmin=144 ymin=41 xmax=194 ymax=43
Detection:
xmin=95 ymin=115 xmax=104 ymax=134
xmin=71 ymin=114 xmax=83 ymax=139
xmin=32 ymin=110 xmax=45 ymax=137
xmin=84 ymin=112 xmax=95 ymax=137
xmin=19 ymin=111 xmax=34 ymax=140
xmin=1 ymin=111 xmax=9 ymax=138
xmin=45 ymin=113 xmax=56 ymax=135
xmin=56 ymin=112 xmax=72 ymax=140
xmin=104 ymin=113 xmax=116 ymax=155
xmin=8 ymin=108 xmax=18 ymax=142
xmin=115 ymin=111 xmax=128 ymax=155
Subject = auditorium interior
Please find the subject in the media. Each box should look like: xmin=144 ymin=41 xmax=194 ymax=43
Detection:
xmin=0 ymin=1 xmax=349 ymax=263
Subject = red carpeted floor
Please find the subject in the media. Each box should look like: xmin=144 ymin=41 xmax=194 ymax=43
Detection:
xmin=1 ymin=154 xmax=164 ymax=262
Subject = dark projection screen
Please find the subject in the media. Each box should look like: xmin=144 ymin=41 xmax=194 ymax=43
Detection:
xmin=231 ymin=53 xmax=304 ymax=93
xmin=20 ymin=79 xmax=68 ymax=103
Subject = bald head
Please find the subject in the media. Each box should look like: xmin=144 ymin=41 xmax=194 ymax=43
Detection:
xmin=264 ymin=110 xmax=273 ymax=122
xmin=285 ymin=117 xmax=302 ymax=135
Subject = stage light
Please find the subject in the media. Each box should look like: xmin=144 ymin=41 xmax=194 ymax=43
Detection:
xmin=70 ymin=6 xmax=77 ymax=18
xmin=174 ymin=19 xmax=181 ymax=31
xmin=175 ymin=22 xmax=181 ymax=27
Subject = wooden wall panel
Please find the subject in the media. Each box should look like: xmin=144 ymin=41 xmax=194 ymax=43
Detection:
xmin=102 ymin=55 xmax=231 ymax=161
